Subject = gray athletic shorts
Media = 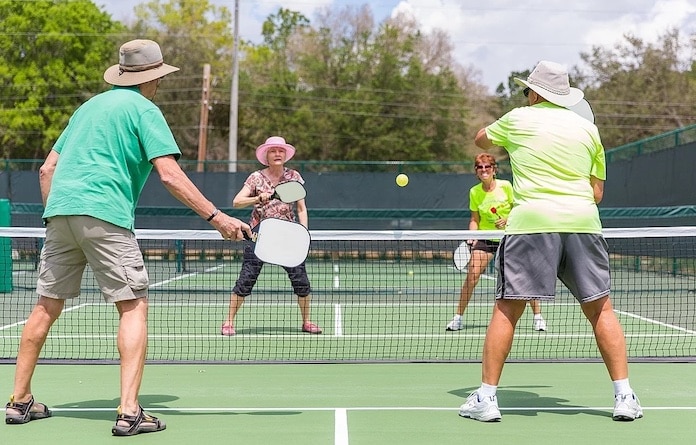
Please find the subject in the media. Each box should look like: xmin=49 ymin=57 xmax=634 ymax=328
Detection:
xmin=37 ymin=216 xmax=149 ymax=303
xmin=494 ymin=233 xmax=610 ymax=303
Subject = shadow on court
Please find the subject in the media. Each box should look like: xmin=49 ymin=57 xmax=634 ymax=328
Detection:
xmin=52 ymin=394 xmax=302 ymax=420
xmin=234 ymin=326 xmax=312 ymax=335
xmin=450 ymin=386 xmax=611 ymax=419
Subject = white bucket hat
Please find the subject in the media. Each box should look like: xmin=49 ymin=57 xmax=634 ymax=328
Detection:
xmin=103 ymin=39 xmax=180 ymax=86
xmin=255 ymin=136 xmax=296 ymax=166
xmin=514 ymin=60 xmax=583 ymax=107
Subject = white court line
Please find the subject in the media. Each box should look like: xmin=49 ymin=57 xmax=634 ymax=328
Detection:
xmin=616 ymin=309 xmax=696 ymax=335
xmin=0 ymin=267 xmax=214 ymax=331
xmin=43 ymin=405 xmax=696 ymax=413
xmin=26 ymin=405 xmax=696 ymax=445
xmin=149 ymin=264 xmax=225 ymax=288
xmin=0 ymin=303 xmax=90 ymax=331
xmin=334 ymin=304 xmax=343 ymax=337
xmin=335 ymin=408 xmax=348 ymax=445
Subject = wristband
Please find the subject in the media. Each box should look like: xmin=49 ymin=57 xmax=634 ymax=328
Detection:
xmin=206 ymin=209 xmax=220 ymax=222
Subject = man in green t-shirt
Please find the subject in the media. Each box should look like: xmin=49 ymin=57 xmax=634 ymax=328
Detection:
xmin=458 ymin=61 xmax=642 ymax=423
xmin=5 ymin=40 xmax=251 ymax=436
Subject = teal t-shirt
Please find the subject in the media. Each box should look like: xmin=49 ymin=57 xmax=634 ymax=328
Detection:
xmin=485 ymin=102 xmax=606 ymax=234
xmin=44 ymin=87 xmax=181 ymax=230
xmin=469 ymin=179 xmax=513 ymax=231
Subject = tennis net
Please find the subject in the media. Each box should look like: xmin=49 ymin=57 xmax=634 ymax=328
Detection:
xmin=1 ymin=227 xmax=695 ymax=363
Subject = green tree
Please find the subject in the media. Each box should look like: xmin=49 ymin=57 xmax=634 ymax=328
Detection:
xmin=235 ymin=7 xmax=311 ymax=163
xmin=239 ymin=5 xmax=472 ymax=170
xmin=0 ymin=0 xmax=123 ymax=159
xmin=577 ymin=29 xmax=696 ymax=148
xmin=129 ymin=0 xmax=235 ymax=162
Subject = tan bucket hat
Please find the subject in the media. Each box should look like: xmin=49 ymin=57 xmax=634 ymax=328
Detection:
xmin=103 ymin=39 xmax=179 ymax=86
xmin=513 ymin=60 xmax=583 ymax=107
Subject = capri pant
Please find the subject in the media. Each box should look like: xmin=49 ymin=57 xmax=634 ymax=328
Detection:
xmin=232 ymin=243 xmax=311 ymax=297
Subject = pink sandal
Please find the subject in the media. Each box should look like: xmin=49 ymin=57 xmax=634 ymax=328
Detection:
xmin=220 ymin=323 xmax=236 ymax=336
xmin=302 ymin=322 xmax=322 ymax=334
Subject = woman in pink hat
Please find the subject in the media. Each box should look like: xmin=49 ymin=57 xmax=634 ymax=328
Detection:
xmin=221 ymin=136 xmax=322 ymax=336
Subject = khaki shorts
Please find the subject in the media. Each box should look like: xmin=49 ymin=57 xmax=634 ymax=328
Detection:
xmin=37 ymin=216 xmax=149 ymax=303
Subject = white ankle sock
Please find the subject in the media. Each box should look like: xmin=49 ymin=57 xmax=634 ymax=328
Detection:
xmin=613 ymin=378 xmax=632 ymax=395
xmin=478 ymin=383 xmax=497 ymax=397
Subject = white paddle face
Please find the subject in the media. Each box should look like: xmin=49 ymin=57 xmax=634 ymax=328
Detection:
xmin=568 ymin=99 xmax=595 ymax=123
xmin=453 ymin=242 xmax=471 ymax=272
xmin=272 ymin=181 xmax=306 ymax=203
xmin=253 ymin=218 xmax=310 ymax=267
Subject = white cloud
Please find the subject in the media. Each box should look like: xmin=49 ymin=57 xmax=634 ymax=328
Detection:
xmin=98 ymin=0 xmax=696 ymax=92
xmin=390 ymin=0 xmax=696 ymax=90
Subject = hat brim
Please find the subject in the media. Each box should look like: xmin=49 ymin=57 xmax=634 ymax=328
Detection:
xmin=255 ymin=143 xmax=296 ymax=166
xmin=104 ymin=63 xmax=180 ymax=86
xmin=514 ymin=77 xmax=583 ymax=107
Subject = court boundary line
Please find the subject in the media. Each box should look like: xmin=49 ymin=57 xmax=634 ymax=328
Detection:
xmin=616 ymin=309 xmax=696 ymax=335
xmin=43 ymin=405 xmax=696 ymax=412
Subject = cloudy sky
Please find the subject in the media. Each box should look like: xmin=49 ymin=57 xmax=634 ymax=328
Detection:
xmin=97 ymin=0 xmax=696 ymax=93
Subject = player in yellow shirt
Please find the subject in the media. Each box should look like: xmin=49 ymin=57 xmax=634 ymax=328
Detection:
xmin=446 ymin=153 xmax=546 ymax=332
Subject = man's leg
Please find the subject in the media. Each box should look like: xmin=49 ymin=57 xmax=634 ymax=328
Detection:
xmin=459 ymin=298 xmax=526 ymax=422
xmin=115 ymin=298 xmax=149 ymax=416
xmin=581 ymin=295 xmax=642 ymax=421
xmin=482 ymin=299 xmax=527 ymax=384
xmin=112 ymin=297 xmax=167 ymax=435
xmin=9 ymin=296 xmax=64 ymax=408
xmin=580 ymin=295 xmax=628 ymax=380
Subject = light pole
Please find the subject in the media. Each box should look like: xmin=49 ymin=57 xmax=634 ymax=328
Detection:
xmin=228 ymin=0 xmax=239 ymax=172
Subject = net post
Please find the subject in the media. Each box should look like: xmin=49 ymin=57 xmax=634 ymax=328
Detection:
xmin=0 ymin=199 xmax=12 ymax=292
xmin=175 ymin=239 xmax=185 ymax=273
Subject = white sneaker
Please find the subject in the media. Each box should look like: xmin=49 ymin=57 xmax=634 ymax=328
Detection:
xmin=446 ymin=315 xmax=463 ymax=331
xmin=613 ymin=393 xmax=643 ymax=421
xmin=458 ymin=391 xmax=502 ymax=422
xmin=533 ymin=316 xmax=547 ymax=331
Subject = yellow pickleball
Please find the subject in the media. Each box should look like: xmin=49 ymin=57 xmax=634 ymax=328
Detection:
xmin=396 ymin=173 xmax=409 ymax=187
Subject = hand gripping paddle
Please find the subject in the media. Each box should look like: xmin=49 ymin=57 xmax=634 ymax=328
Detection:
xmin=244 ymin=218 xmax=310 ymax=268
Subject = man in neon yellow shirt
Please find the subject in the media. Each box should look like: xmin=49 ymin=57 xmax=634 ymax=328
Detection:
xmin=458 ymin=61 xmax=642 ymax=423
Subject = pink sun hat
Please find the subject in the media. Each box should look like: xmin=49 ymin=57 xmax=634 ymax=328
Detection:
xmin=255 ymin=136 xmax=296 ymax=166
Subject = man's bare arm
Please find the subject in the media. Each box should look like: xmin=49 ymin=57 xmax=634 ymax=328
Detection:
xmin=474 ymin=128 xmax=495 ymax=150
xmin=39 ymin=150 xmax=60 ymax=206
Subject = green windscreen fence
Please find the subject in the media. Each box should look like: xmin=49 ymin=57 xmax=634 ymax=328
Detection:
xmin=8 ymin=203 xmax=696 ymax=231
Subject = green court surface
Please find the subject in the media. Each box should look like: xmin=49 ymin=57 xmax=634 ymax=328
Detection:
xmin=1 ymin=362 xmax=694 ymax=444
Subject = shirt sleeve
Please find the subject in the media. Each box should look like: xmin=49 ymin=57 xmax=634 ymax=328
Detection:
xmin=139 ymin=108 xmax=181 ymax=161
xmin=590 ymin=135 xmax=607 ymax=180
xmin=468 ymin=186 xmax=479 ymax=212
xmin=485 ymin=112 xmax=512 ymax=148
xmin=244 ymin=171 xmax=263 ymax=195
